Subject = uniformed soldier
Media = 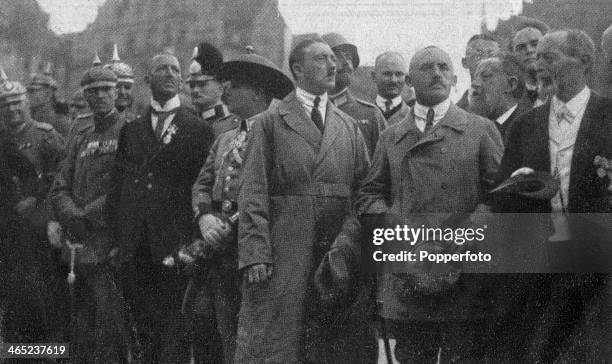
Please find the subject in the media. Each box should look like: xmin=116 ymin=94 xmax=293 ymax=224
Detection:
xmin=322 ymin=32 xmax=386 ymax=157
xmin=188 ymin=51 xmax=294 ymax=364
xmin=49 ymin=65 xmax=131 ymax=363
xmin=68 ymin=89 xmax=91 ymax=124
xmin=0 ymin=69 xmax=65 ymax=348
xmin=104 ymin=44 xmax=138 ymax=122
xmin=187 ymin=42 xmax=240 ymax=138
xmin=27 ymin=62 xmax=71 ymax=137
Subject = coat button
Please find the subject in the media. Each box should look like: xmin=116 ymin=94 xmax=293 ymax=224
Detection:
xmin=225 ymin=176 xmax=231 ymax=181
xmin=146 ymin=183 xmax=153 ymax=189
xmin=134 ymin=179 xmax=139 ymax=183
xmin=147 ymin=172 xmax=153 ymax=178
xmin=441 ymin=182 xmax=448 ymax=189
xmin=227 ymin=166 xmax=234 ymax=171
xmin=441 ymin=147 xmax=447 ymax=153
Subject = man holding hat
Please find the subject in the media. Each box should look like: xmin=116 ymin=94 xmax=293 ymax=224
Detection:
xmin=187 ymin=50 xmax=294 ymax=364
xmin=234 ymin=38 xmax=371 ymax=363
xmin=49 ymin=64 xmax=131 ymax=363
xmin=322 ymin=32 xmax=385 ymax=157
xmin=27 ymin=63 xmax=71 ymax=137
xmin=105 ymin=44 xmax=138 ymax=122
xmin=188 ymin=42 xmax=240 ymax=139
xmin=107 ymin=52 xmax=214 ymax=363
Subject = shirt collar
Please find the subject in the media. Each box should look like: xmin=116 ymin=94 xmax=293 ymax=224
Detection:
xmin=151 ymin=94 xmax=181 ymax=112
xmin=496 ymin=104 xmax=518 ymax=125
xmin=201 ymin=104 xmax=229 ymax=120
xmin=413 ymin=98 xmax=451 ymax=122
xmin=376 ymin=95 xmax=402 ymax=110
xmin=551 ymin=86 xmax=590 ymax=121
xmin=295 ymin=87 xmax=327 ymax=108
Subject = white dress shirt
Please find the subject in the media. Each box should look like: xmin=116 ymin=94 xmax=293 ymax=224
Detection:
xmin=296 ymin=87 xmax=327 ymax=124
xmin=376 ymin=95 xmax=402 ymax=112
xmin=413 ymin=98 xmax=451 ymax=133
xmin=496 ymin=104 xmax=518 ymax=126
xmin=548 ymin=86 xmax=590 ymax=241
xmin=151 ymin=94 xmax=181 ymax=136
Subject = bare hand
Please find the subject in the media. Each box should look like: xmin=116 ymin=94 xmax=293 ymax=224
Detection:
xmin=245 ymin=263 xmax=273 ymax=284
xmin=47 ymin=220 xmax=63 ymax=248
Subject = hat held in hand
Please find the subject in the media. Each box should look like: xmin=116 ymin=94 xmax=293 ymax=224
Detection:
xmin=489 ymin=170 xmax=559 ymax=200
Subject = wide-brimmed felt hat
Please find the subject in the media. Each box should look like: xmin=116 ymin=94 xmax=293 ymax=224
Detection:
xmin=219 ymin=53 xmax=294 ymax=100
xmin=489 ymin=171 xmax=559 ymax=200
xmin=321 ymin=32 xmax=360 ymax=68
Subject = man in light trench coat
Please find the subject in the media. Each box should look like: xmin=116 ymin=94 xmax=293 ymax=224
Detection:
xmin=234 ymin=38 xmax=372 ymax=363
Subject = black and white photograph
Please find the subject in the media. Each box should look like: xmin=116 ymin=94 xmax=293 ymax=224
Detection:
xmin=0 ymin=0 xmax=611 ymax=363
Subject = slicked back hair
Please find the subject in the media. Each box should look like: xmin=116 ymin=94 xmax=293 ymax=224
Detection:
xmin=289 ymin=38 xmax=326 ymax=79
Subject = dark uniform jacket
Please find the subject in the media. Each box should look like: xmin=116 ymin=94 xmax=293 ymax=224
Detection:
xmin=201 ymin=104 xmax=241 ymax=140
xmin=380 ymin=98 xmax=411 ymax=127
xmin=50 ymin=110 xmax=125 ymax=261
xmin=107 ymin=104 xmax=214 ymax=264
xmin=330 ymin=88 xmax=385 ymax=157
xmin=11 ymin=120 xmax=65 ymax=228
xmin=234 ymin=91 xmax=371 ymax=363
xmin=32 ymin=103 xmax=72 ymax=138
xmin=356 ymin=102 xmax=504 ymax=322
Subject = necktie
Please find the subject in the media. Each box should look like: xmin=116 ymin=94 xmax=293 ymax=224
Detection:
xmin=423 ymin=108 xmax=435 ymax=134
xmin=311 ymin=96 xmax=324 ymax=133
xmin=384 ymin=99 xmax=393 ymax=113
xmin=153 ymin=108 xmax=178 ymax=140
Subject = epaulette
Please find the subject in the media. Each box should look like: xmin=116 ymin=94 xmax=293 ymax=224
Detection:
xmin=34 ymin=121 xmax=54 ymax=131
xmin=355 ymin=98 xmax=377 ymax=109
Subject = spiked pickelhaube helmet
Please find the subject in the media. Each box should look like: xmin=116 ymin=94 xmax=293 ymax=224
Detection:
xmin=103 ymin=44 xmax=134 ymax=84
xmin=0 ymin=66 xmax=27 ymax=105
xmin=321 ymin=32 xmax=360 ymax=68
xmin=28 ymin=62 xmax=58 ymax=90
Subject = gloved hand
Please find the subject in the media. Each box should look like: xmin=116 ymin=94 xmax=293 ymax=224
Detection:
xmin=198 ymin=213 xmax=230 ymax=243
xmin=14 ymin=196 xmax=37 ymax=216
xmin=244 ymin=263 xmax=273 ymax=284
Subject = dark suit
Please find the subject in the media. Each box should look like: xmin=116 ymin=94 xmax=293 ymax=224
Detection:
xmin=107 ymin=104 xmax=214 ymax=363
xmin=495 ymin=92 xmax=612 ymax=362
xmin=494 ymin=103 xmax=530 ymax=146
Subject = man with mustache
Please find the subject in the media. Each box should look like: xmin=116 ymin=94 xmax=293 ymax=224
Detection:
xmin=49 ymin=65 xmax=131 ymax=363
xmin=105 ymin=44 xmax=138 ymax=122
xmin=322 ymin=33 xmax=385 ymax=157
xmin=372 ymin=51 xmax=412 ymax=127
xmin=107 ymin=52 xmax=214 ymax=363
xmin=187 ymin=42 xmax=240 ymax=139
xmin=470 ymin=53 xmax=529 ymax=144
xmin=234 ymin=38 xmax=372 ymax=363
xmin=497 ymin=29 xmax=612 ymax=362
xmin=456 ymin=34 xmax=500 ymax=110
xmin=356 ymin=46 xmax=503 ymax=363
xmin=509 ymin=17 xmax=551 ymax=107
xmin=27 ymin=63 xmax=71 ymax=138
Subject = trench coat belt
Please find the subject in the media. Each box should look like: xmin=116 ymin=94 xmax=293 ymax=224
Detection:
xmin=272 ymin=182 xmax=351 ymax=197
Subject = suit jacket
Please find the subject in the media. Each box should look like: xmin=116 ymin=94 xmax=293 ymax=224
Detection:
xmin=496 ymin=92 xmax=612 ymax=272
xmin=495 ymin=103 xmax=530 ymax=146
xmin=356 ymin=102 xmax=504 ymax=322
xmin=381 ymin=99 xmax=411 ymax=127
xmin=107 ymin=104 xmax=214 ymax=264
xmin=497 ymin=92 xmax=612 ymax=214
xmin=235 ymin=91 xmax=371 ymax=363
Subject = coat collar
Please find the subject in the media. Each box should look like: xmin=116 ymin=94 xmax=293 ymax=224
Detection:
xmin=278 ymin=91 xmax=343 ymax=161
xmin=394 ymin=102 xmax=468 ymax=145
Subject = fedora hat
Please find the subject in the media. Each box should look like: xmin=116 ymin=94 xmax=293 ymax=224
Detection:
xmin=489 ymin=170 xmax=559 ymax=200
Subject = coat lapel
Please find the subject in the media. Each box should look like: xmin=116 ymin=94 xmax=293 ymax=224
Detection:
xmin=526 ymin=104 xmax=551 ymax=172
xmin=405 ymin=103 xmax=467 ymax=153
xmin=278 ymin=92 xmax=322 ymax=149
xmin=568 ymin=93 xmax=601 ymax=207
xmin=314 ymin=102 xmax=342 ymax=166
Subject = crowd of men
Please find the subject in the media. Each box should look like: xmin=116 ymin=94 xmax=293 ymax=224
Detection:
xmin=1 ymin=14 xmax=612 ymax=364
